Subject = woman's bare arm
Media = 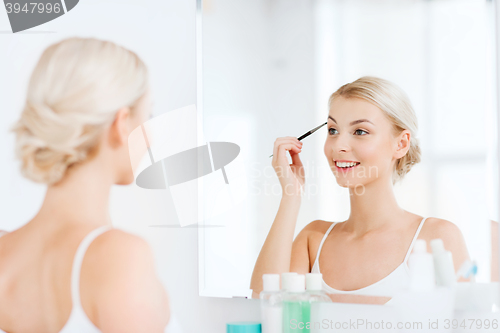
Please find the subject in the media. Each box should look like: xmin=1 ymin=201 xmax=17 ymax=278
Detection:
xmin=250 ymin=137 xmax=304 ymax=298
xmin=250 ymin=195 xmax=302 ymax=297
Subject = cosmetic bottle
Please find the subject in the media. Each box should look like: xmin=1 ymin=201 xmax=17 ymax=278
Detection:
xmin=226 ymin=322 xmax=262 ymax=333
xmin=305 ymin=273 xmax=331 ymax=303
xmin=430 ymin=238 xmax=456 ymax=287
xmin=260 ymin=274 xmax=282 ymax=333
xmin=282 ymin=274 xmax=310 ymax=333
xmin=280 ymin=272 xmax=298 ymax=293
xmin=408 ymin=239 xmax=435 ymax=291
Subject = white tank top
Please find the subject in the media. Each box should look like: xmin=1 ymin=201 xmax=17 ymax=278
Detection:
xmin=0 ymin=227 xmax=182 ymax=333
xmin=311 ymin=217 xmax=427 ymax=298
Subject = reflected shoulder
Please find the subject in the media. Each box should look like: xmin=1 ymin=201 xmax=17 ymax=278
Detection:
xmin=419 ymin=217 xmax=470 ymax=269
xmin=420 ymin=217 xmax=462 ymax=240
xmin=303 ymin=220 xmax=335 ymax=235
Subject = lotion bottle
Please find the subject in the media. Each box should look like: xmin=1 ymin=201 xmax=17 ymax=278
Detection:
xmin=305 ymin=273 xmax=331 ymax=303
xmin=282 ymin=274 xmax=310 ymax=333
xmin=280 ymin=272 xmax=298 ymax=294
xmin=260 ymin=274 xmax=282 ymax=333
xmin=430 ymin=238 xmax=456 ymax=287
xmin=408 ymin=239 xmax=435 ymax=291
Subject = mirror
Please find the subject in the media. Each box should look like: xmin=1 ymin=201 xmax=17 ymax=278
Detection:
xmin=198 ymin=0 xmax=498 ymax=298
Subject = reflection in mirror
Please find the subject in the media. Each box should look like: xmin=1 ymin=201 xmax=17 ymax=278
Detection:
xmin=198 ymin=0 xmax=498 ymax=299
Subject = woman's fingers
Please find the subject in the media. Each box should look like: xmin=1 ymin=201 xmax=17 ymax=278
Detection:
xmin=272 ymin=138 xmax=295 ymax=164
xmin=272 ymin=139 xmax=279 ymax=165
xmin=277 ymin=142 xmax=301 ymax=158
xmin=276 ymin=143 xmax=300 ymax=167
xmin=276 ymin=137 xmax=302 ymax=148
xmin=273 ymin=138 xmax=302 ymax=154
xmin=272 ymin=137 xmax=303 ymax=169
xmin=290 ymin=149 xmax=303 ymax=167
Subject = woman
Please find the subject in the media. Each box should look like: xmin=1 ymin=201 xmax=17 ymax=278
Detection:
xmin=250 ymin=76 xmax=470 ymax=303
xmin=0 ymin=38 xmax=172 ymax=332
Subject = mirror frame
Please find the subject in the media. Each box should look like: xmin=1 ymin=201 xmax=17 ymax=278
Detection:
xmin=494 ymin=0 xmax=500 ymax=305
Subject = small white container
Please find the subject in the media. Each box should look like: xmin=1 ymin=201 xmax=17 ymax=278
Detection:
xmin=282 ymin=275 xmax=310 ymax=333
xmin=260 ymin=274 xmax=282 ymax=333
xmin=430 ymin=238 xmax=456 ymax=287
xmin=280 ymin=272 xmax=298 ymax=292
xmin=305 ymin=273 xmax=331 ymax=303
xmin=408 ymin=239 xmax=435 ymax=291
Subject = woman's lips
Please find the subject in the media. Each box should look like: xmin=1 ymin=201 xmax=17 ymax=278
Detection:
xmin=335 ymin=163 xmax=360 ymax=173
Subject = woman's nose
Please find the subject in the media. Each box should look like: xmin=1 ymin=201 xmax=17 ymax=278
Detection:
xmin=333 ymin=134 xmax=351 ymax=153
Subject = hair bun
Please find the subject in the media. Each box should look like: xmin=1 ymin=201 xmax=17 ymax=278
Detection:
xmin=12 ymin=103 xmax=87 ymax=184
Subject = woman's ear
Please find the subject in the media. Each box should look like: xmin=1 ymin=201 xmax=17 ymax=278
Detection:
xmin=108 ymin=107 xmax=131 ymax=148
xmin=394 ymin=130 xmax=410 ymax=159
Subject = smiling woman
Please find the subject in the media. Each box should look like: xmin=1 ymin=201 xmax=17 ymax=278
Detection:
xmin=324 ymin=76 xmax=421 ymax=187
xmin=250 ymin=76 xmax=470 ymax=303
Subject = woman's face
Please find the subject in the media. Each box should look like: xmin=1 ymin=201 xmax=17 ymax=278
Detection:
xmin=324 ymin=96 xmax=404 ymax=189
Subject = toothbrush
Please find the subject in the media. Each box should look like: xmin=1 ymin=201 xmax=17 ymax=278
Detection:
xmin=456 ymin=260 xmax=478 ymax=282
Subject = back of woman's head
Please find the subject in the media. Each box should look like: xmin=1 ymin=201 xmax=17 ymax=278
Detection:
xmin=329 ymin=76 xmax=421 ymax=184
xmin=12 ymin=37 xmax=149 ymax=185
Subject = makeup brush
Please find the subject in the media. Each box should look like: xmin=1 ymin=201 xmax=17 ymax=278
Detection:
xmin=269 ymin=122 xmax=327 ymax=158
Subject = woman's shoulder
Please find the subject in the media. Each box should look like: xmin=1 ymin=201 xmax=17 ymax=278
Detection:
xmin=302 ymin=220 xmax=336 ymax=234
xmin=84 ymin=228 xmax=160 ymax=284
xmin=89 ymin=228 xmax=151 ymax=252
xmin=298 ymin=220 xmax=338 ymax=247
xmin=294 ymin=220 xmax=337 ymax=248
xmin=82 ymin=228 xmax=170 ymax=331
xmin=419 ymin=217 xmax=470 ymax=270
xmin=420 ymin=217 xmax=464 ymax=241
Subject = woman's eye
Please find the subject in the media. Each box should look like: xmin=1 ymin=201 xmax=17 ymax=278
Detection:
xmin=355 ymin=129 xmax=368 ymax=135
xmin=328 ymin=128 xmax=338 ymax=135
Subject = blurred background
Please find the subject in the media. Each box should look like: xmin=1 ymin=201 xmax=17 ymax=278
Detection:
xmin=200 ymin=0 xmax=499 ymax=297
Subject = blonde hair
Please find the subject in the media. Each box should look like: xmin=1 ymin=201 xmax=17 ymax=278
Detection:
xmin=329 ymin=76 xmax=421 ymax=184
xmin=12 ymin=37 xmax=149 ymax=185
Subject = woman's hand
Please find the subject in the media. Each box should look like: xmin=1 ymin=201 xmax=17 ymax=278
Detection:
xmin=272 ymin=137 xmax=305 ymax=197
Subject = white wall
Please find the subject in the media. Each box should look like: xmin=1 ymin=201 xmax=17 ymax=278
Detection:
xmin=0 ymin=1 xmax=260 ymax=332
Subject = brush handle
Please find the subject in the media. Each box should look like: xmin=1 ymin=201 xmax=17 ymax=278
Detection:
xmin=269 ymin=122 xmax=327 ymax=157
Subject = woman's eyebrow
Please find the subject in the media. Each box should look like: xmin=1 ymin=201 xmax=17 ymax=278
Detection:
xmin=328 ymin=116 xmax=373 ymax=126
